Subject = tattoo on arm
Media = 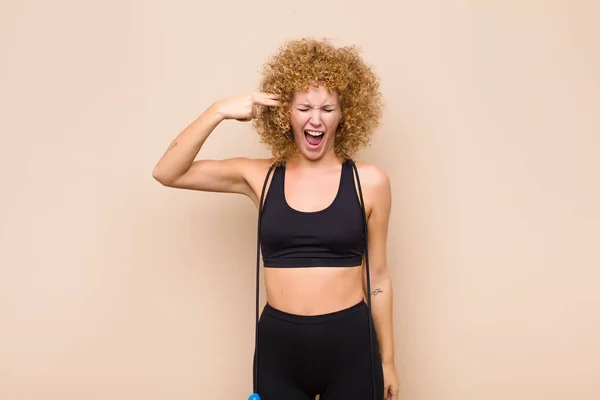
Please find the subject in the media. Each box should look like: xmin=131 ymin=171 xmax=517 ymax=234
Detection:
xmin=371 ymin=288 xmax=383 ymax=296
xmin=167 ymin=142 xmax=178 ymax=151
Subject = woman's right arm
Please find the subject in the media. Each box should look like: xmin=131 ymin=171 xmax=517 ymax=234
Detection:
xmin=152 ymin=92 xmax=279 ymax=197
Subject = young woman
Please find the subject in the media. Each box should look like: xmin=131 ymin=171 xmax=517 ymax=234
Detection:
xmin=153 ymin=38 xmax=398 ymax=400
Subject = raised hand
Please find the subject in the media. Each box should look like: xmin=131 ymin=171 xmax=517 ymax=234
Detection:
xmin=214 ymin=92 xmax=280 ymax=122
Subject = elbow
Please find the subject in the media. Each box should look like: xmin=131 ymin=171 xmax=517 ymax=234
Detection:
xmin=370 ymin=264 xmax=391 ymax=284
xmin=152 ymin=167 xmax=174 ymax=186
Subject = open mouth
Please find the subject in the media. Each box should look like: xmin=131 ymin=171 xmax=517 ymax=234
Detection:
xmin=304 ymin=130 xmax=325 ymax=148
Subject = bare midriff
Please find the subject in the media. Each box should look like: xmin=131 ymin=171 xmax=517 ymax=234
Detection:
xmin=263 ymin=265 xmax=365 ymax=316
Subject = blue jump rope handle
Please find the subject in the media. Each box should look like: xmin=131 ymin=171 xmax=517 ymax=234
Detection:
xmin=248 ymin=394 xmax=261 ymax=400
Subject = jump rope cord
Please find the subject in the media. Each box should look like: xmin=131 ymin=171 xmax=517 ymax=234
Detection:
xmin=254 ymin=163 xmax=275 ymax=393
xmin=253 ymin=160 xmax=375 ymax=400
xmin=350 ymin=160 xmax=377 ymax=400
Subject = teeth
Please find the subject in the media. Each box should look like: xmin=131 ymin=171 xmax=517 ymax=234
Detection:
xmin=306 ymin=130 xmax=324 ymax=137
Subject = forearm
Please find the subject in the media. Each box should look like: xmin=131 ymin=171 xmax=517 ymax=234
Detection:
xmin=368 ymin=272 xmax=395 ymax=365
xmin=152 ymin=103 xmax=224 ymax=184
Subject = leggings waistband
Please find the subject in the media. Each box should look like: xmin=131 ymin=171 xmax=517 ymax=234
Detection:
xmin=262 ymin=301 xmax=367 ymax=325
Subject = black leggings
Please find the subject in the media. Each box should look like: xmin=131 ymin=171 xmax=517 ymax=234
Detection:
xmin=254 ymin=301 xmax=384 ymax=400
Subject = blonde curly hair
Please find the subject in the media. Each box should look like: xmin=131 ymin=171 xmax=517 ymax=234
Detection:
xmin=253 ymin=38 xmax=383 ymax=164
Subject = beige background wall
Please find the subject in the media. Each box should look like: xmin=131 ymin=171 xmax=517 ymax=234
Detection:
xmin=1 ymin=1 xmax=599 ymax=399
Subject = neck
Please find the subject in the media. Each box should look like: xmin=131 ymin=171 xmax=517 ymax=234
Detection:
xmin=288 ymin=151 xmax=343 ymax=170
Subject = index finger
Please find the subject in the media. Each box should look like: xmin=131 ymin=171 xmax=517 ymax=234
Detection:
xmin=253 ymin=93 xmax=281 ymax=106
xmin=256 ymin=98 xmax=281 ymax=107
xmin=254 ymin=92 xmax=280 ymax=101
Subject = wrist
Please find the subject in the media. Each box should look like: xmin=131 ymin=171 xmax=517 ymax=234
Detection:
xmin=207 ymin=101 xmax=227 ymax=122
xmin=381 ymin=356 xmax=395 ymax=366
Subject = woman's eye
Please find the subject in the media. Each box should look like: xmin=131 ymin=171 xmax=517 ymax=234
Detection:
xmin=297 ymin=108 xmax=334 ymax=113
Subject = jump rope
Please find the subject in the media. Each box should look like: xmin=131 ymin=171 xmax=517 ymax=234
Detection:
xmin=248 ymin=159 xmax=377 ymax=400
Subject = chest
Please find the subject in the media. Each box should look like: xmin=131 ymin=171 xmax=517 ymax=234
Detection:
xmin=283 ymin=168 xmax=345 ymax=213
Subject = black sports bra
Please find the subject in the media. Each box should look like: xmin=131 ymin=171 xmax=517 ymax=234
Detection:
xmin=258 ymin=159 xmax=365 ymax=268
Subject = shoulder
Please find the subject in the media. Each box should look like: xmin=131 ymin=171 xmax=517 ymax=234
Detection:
xmin=352 ymin=160 xmax=391 ymax=193
xmin=236 ymin=156 xmax=278 ymax=184
xmin=239 ymin=157 xmax=279 ymax=205
xmin=351 ymin=160 xmax=391 ymax=218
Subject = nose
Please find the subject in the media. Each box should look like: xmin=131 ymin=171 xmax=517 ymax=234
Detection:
xmin=308 ymin=108 xmax=324 ymax=125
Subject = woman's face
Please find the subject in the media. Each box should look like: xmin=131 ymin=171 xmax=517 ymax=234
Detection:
xmin=289 ymin=85 xmax=342 ymax=161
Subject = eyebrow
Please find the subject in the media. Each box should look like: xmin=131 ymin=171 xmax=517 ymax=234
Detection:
xmin=296 ymin=103 xmax=338 ymax=108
